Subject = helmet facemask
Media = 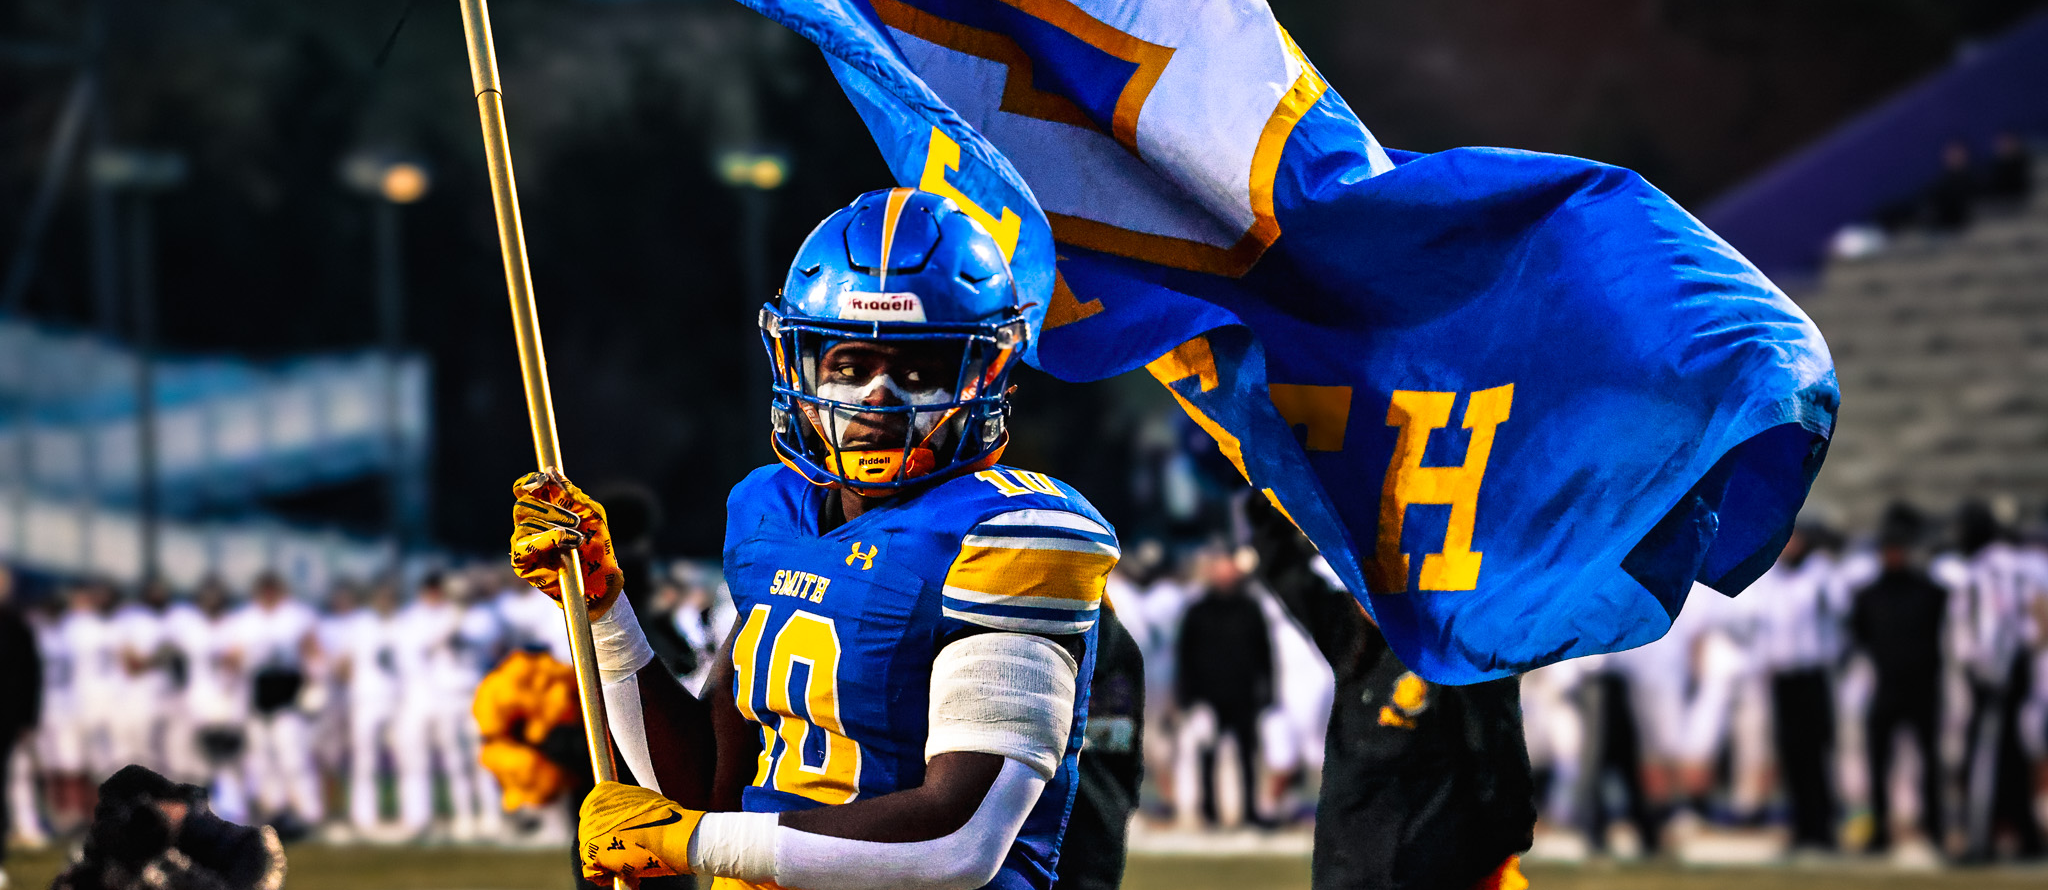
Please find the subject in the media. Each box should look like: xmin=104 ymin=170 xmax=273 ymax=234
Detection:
xmin=763 ymin=308 xmax=1023 ymax=493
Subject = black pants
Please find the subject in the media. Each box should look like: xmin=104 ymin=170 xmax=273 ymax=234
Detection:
xmin=1963 ymin=657 xmax=2044 ymax=859
xmin=1313 ymin=670 xmax=1533 ymax=890
xmin=1197 ymin=706 xmax=1263 ymax=827
xmin=1576 ymin=672 xmax=1659 ymax=855
xmin=1865 ymin=680 xmax=1942 ymax=851
xmin=1770 ymin=668 xmax=1837 ymax=850
xmin=0 ymin=734 xmax=13 ymax=866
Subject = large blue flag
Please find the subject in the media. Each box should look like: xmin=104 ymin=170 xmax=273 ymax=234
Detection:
xmin=738 ymin=0 xmax=1838 ymax=683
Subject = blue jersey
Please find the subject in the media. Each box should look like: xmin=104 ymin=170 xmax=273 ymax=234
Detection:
xmin=720 ymin=464 xmax=1118 ymax=890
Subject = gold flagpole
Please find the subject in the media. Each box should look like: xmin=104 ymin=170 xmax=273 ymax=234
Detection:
xmin=453 ymin=0 xmax=619 ymax=796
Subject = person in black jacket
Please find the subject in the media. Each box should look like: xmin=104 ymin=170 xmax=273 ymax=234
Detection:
xmin=1848 ymin=503 xmax=1948 ymax=856
xmin=0 ymin=565 xmax=43 ymax=885
xmin=1176 ymin=546 xmax=1273 ymax=828
xmin=1247 ymin=497 xmax=1533 ymax=890
xmin=1052 ymin=603 xmax=1145 ymax=890
xmin=591 ymin=484 xmax=698 ymax=680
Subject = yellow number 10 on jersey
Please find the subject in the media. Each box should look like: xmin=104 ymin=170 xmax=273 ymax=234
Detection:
xmin=976 ymin=468 xmax=1062 ymax=497
xmin=731 ymin=605 xmax=863 ymax=804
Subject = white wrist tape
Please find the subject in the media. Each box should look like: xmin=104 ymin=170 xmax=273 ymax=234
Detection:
xmin=687 ymin=811 xmax=778 ymax=883
xmin=592 ymin=593 xmax=656 ymax=684
xmin=771 ymin=758 xmax=1047 ymax=890
xmin=925 ymin=633 xmax=1079 ymax=781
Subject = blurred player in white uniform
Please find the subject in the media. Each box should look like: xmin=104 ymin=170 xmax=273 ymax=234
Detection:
xmin=1615 ymin=581 xmax=1757 ymax=846
xmin=167 ymin=579 xmax=254 ymax=824
xmin=236 ymin=572 xmax=325 ymax=833
xmin=1519 ymin=658 xmax=1586 ymax=825
xmin=311 ymin=582 xmax=362 ymax=818
xmin=1123 ymin=540 xmax=1192 ymax=817
xmin=111 ymin=580 xmax=181 ymax=777
xmin=1748 ymin=530 xmax=1849 ymax=852
xmin=392 ymin=573 xmax=503 ymax=840
xmin=2020 ymin=532 xmax=2048 ymax=815
xmin=1826 ymin=538 xmax=1882 ymax=822
xmin=494 ymin=575 xmax=573 ymax=663
xmin=158 ymin=583 xmax=208 ymax=785
xmin=60 ymin=581 xmax=122 ymax=785
xmin=1606 ymin=628 xmax=1682 ymax=831
xmin=1948 ymin=502 xmax=2044 ymax=861
xmin=339 ymin=582 xmax=404 ymax=836
xmin=27 ymin=594 xmax=82 ymax=835
xmin=1674 ymin=587 xmax=1756 ymax=819
xmin=1250 ymin=562 xmax=1334 ymax=821
xmin=446 ymin=576 xmax=506 ymax=840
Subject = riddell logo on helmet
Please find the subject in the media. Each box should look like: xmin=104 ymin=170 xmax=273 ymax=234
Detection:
xmin=849 ymin=296 xmax=915 ymax=312
xmin=839 ymin=291 xmax=927 ymax=322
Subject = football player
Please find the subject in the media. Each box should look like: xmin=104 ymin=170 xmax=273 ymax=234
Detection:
xmin=234 ymin=572 xmax=326 ymax=835
xmin=31 ymin=588 xmax=86 ymax=834
xmin=393 ymin=573 xmax=504 ymax=841
xmin=109 ymin=579 xmax=175 ymax=776
xmin=510 ymin=188 xmax=1117 ymax=890
xmin=339 ymin=581 xmax=405 ymax=835
xmin=60 ymin=581 xmax=121 ymax=789
xmin=170 ymin=579 xmax=254 ymax=825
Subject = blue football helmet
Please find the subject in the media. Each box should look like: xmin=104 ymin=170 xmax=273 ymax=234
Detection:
xmin=761 ymin=188 xmax=1029 ymax=493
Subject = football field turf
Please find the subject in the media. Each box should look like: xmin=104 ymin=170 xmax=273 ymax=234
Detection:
xmin=8 ymin=846 xmax=2045 ymax=890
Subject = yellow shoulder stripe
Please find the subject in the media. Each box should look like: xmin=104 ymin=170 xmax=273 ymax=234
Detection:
xmin=946 ymin=544 xmax=1116 ymax=606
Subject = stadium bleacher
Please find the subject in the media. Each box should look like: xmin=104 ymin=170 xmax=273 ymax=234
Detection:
xmin=1799 ymin=152 xmax=2048 ymax=528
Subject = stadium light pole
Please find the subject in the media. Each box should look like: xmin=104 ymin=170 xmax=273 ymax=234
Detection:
xmin=454 ymin=0 xmax=621 ymax=814
xmin=342 ymin=153 xmax=431 ymax=574
xmin=716 ymin=149 xmax=788 ymax=480
xmin=91 ymin=147 xmax=185 ymax=584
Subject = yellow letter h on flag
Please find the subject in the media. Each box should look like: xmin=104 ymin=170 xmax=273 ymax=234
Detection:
xmin=1370 ymin=384 xmax=1514 ymax=593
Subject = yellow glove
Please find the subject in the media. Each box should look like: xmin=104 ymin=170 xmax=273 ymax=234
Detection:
xmin=510 ymin=471 xmax=625 ymax=616
xmin=580 ymin=781 xmax=705 ymax=885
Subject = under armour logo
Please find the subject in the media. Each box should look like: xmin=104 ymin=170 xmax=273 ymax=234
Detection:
xmin=847 ymin=542 xmax=877 ymax=570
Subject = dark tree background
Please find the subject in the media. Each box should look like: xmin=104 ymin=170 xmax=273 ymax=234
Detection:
xmin=2 ymin=0 xmax=2042 ymax=557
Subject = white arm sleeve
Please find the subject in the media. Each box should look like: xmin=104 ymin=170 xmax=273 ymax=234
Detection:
xmin=683 ymin=632 xmax=1080 ymax=890
xmin=687 ymin=758 xmax=1046 ymax=890
xmin=591 ymin=594 xmax=660 ymax=795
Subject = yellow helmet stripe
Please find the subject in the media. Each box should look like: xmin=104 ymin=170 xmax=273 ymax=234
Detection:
xmin=876 ymin=187 xmax=915 ymax=291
